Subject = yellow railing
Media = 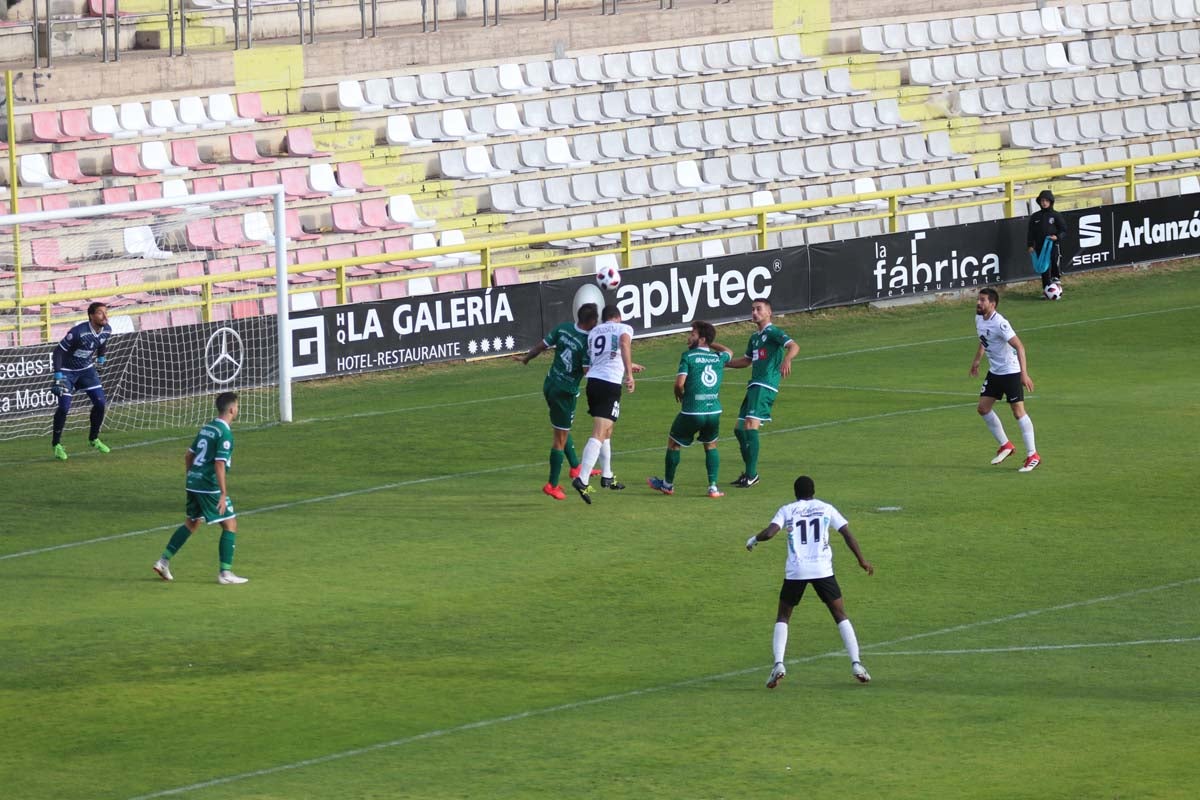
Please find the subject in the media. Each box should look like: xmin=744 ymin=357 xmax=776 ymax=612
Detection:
xmin=2 ymin=148 xmax=1198 ymax=342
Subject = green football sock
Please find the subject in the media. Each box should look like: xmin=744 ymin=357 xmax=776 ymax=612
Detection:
xmin=705 ymin=448 xmax=720 ymax=485
xmin=734 ymin=427 xmax=748 ymax=467
xmin=162 ymin=525 xmax=192 ymax=559
xmin=564 ymin=435 xmax=580 ymax=468
xmin=745 ymin=429 xmax=761 ymax=478
xmin=665 ymin=449 xmax=681 ymax=484
xmin=219 ymin=531 xmax=236 ymax=571
xmin=549 ymin=448 xmax=565 ymax=486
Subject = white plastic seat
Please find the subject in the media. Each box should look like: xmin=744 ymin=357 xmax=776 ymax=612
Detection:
xmin=243 ymin=211 xmax=276 ymax=246
xmin=388 ymin=195 xmax=436 ymax=228
xmin=576 ymin=94 xmax=618 ymax=125
xmin=551 ymin=59 xmax=595 ymax=88
xmin=905 ymin=21 xmax=933 ymax=51
xmin=443 ymin=108 xmax=486 ymax=141
xmin=701 ymin=42 xmax=735 ymax=72
xmin=140 ymin=141 xmax=185 ymax=175
xmin=91 ymin=104 xmax=135 ymax=138
xmin=494 ymin=103 xmax=537 ymax=135
xmin=489 ymin=184 xmax=529 ymax=213
xmin=545 ymin=136 xmax=588 ymax=169
xmin=950 ymin=18 xmax=978 ymax=46
xmin=19 ymin=153 xmax=68 ymax=188
xmin=492 ymin=143 xmax=530 ymax=174
xmin=470 ymin=67 xmax=503 ymax=98
xmin=498 ymin=63 xmax=539 ymax=95
xmin=177 ymin=96 xmax=225 ymax=130
xmin=628 ymin=51 xmax=659 ymax=81
xmin=548 ymin=97 xmax=585 ymax=128
xmin=467 ymin=106 xmax=501 ymax=137
xmin=338 ymin=80 xmax=382 ymax=112
xmin=828 ymin=68 xmax=868 ymax=96
xmin=520 ymin=101 xmax=558 ymax=131
xmin=124 ymin=225 xmax=172 ymax=258
xmin=417 ymin=73 xmax=451 ymax=103
xmin=149 ymin=100 xmax=195 ymax=133
xmin=118 ymin=102 xmax=165 ymax=137
xmin=390 ymin=76 xmax=427 ymax=106
xmin=386 ymin=115 xmax=432 ymax=146
xmin=208 ymin=94 xmax=253 ymax=126
xmin=523 ymin=61 xmax=569 ymax=92
xmin=446 ymin=70 xmax=487 ymax=101
xmin=653 ymin=48 xmax=693 ymax=79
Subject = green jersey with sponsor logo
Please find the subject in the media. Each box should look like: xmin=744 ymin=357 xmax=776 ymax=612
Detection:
xmin=543 ymin=322 xmax=590 ymax=392
xmin=745 ymin=324 xmax=793 ymax=392
xmin=678 ymin=347 xmax=731 ymax=414
xmin=186 ymin=418 xmax=234 ymax=494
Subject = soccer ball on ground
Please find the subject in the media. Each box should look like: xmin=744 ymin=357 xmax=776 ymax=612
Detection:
xmin=1044 ymin=282 xmax=1063 ymax=301
xmin=596 ymin=264 xmax=622 ymax=290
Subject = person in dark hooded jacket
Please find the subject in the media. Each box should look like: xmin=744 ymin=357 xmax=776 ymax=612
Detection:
xmin=1027 ymin=189 xmax=1067 ymax=291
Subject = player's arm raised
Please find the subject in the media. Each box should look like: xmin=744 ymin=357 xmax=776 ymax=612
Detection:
xmin=746 ymin=523 xmax=782 ymax=551
xmin=837 ymin=525 xmax=874 ymax=575
xmin=514 ymin=340 xmax=549 ymax=364
xmin=1008 ymin=334 xmax=1034 ymax=392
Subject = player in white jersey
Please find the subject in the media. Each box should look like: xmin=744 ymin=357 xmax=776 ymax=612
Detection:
xmin=571 ymin=305 xmax=644 ymax=504
xmin=746 ymin=475 xmax=874 ymax=687
xmin=970 ymin=288 xmax=1040 ymax=472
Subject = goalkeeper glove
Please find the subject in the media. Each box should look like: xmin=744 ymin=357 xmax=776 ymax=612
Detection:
xmin=96 ymin=356 xmax=106 ymax=366
xmin=746 ymin=535 xmax=759 ymax=551
xmin=50 ymin=372 xmax=66 ymax=397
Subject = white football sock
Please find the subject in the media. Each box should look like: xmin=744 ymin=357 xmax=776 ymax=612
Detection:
xmin=773 ymin=622 xmax=788 ymax=664
xmin=599 ymin=439 xmax=613 ymax=479
xmin=1017 ymin=414 xmax=1036 ymax=456
xmin=982 ymin=410 xmax=1009 ymax=445
xmin=578 ymin=438 xmax=602 ymax=486
xmin=838 ymin=619 xmax=861 ymax=664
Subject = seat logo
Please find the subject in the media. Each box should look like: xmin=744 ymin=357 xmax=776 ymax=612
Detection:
xmin=205 ymin=327 xmax=244 ymax=385
xmin=1078 ymin=214 xmax=1102 ymax=248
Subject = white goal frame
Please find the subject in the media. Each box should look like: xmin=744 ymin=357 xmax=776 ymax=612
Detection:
xmin=0 ymin=184 xmax=293 ymax=423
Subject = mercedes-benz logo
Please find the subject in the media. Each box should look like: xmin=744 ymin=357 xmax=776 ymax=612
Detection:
xmin=205 ymin=327 xmax=244 ymax=385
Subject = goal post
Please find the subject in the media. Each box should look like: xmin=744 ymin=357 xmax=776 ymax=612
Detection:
xmin=0 ymin=184 xmax=293 ymax=443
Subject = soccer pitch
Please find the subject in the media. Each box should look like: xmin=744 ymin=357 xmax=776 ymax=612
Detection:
xmin=2 ymin=264 xmax=1198 ymax=800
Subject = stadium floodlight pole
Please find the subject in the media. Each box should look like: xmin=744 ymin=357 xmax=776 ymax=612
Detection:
xmin=5 ymin=70 xmax=22 ymax=343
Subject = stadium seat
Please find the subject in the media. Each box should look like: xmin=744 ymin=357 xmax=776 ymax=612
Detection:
xmin=494 ymin=63 xmax=537 ymax=95
xmin=385 ymin=115 xmax=431 ymax=147
xmin=236 ymin=93 xmax=283 ymax=122
xmin=286 ymin=128 xmax=330 ymax=158
xmin=228 ymin=132 xmax=274 ymax=165
xmin=176 ymin=96 xmax=225 ymax=131
xmin=308 ymin=162 xmax=356 ymax=197
xmin=208 ymin=94 xmax=253 ymax=126
xmin=118 ymin=102 xmax=165 ymax=137
xmin=140 ymin=141 xmax=186 ymax=175
xmin=389 ymin=76 xmax=426 ymax=106
xmin=32 ymin=111 xmax=77 ymax=143
xmin=387 ymin=195 xmax=436 ymax=228
xmin=31 ymin=238 xmax=72 ymax=269
xmin=338 ymin=80 xmax=382 ymax=113
xmin=16 ymin=154 xmax=65 ymax=189
xmin=49 ymin=151 xmax=100 ymax=184
xmin=60 ymin=108 xmax=107 ymax=140
xmin=124 ymin=225 xmax=172 ymax=258
xmin=418 ymin=73 xmax=452 ymax=102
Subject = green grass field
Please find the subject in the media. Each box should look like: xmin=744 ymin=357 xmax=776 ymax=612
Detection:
xmin=2 ymin=264 xmax=1198 ymax=800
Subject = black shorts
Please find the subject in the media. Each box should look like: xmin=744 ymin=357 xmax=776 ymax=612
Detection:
xmin=980 ymin=371 xmax=1024 ymax=404
xmin=779 ymin=576 xmax=842 ymax=606
xmin=586 ymin=378 xmax=623 ymax=421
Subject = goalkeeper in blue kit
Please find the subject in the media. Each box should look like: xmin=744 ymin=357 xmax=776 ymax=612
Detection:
xmin=50 ymin=302 xmax=113 ymax=461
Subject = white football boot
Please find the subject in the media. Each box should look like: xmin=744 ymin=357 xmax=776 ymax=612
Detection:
xmin=153 ymin=559 xmax=174 ymax=582
xmin=766 ymin=662 xmax=786 ymax=689
xmin=217 ymin=571 xmax=249 ymax=585
xmin=852 ymin=661 xmax=871 ymax=683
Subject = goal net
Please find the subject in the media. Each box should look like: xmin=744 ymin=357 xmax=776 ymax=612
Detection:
xmin=0 ymin=185 xmax=292 ymax=443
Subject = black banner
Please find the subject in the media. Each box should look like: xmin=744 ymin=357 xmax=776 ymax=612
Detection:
xmin=286 ymin=282 xmax=545 ymax=379
xmin=807 ymin=217 xmax=1026 ymax=307
xmin=538 ymin=247 xmax=810 ymax=338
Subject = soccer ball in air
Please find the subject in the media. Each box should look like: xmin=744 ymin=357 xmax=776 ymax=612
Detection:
xmin=596 ymin=264 xmax=622 ymax=290
xmin=1044 ymin=282 xmax=1063 ymax=301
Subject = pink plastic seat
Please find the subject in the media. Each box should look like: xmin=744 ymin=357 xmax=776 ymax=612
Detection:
xmin=493 ymin=266 xmax=521 ymax=285
xmin=176 ymin=262 xmax=207 ymax=294
xmin=361 ymin=198 xmax=405 ymax=231
xmin=436 ymin=274 xmax=466 ymax=293
xmin=380 ymin=279 xmax=408 ymax=299
xmin=111 ymin=144 xmax=156 ymax=177
xmin=336 ymin=162 xmax=380 ymax=193
xmin=171 ymin=139 xmax=217 ymax=171
xmin=229 ymin=132 xmax=275 ymax=165
xmin=331 ymin=202 xmax=380 ymax=234
xmin=103 ymin=186 xmax=153 ymax=218
xmin=285 ymin=127 xmax=330 ymax=158
xmin=61 ymin=108 xmax=107 ymax=140
xmin=236 ymin=93 xmax=283 ymax=123
xmin=40 ymin=194 xmax=89 ymax=227
xmin=281 ymin=167 xmax=324 ymax=199
xmin=214 ymin=216 xmax=252 ymax=248
xmin=31 ymin=239 xmax=71 ymax=270
xmin=285 ymin=210 xmax=322 ymax=241
xmin=231 ymin=299 xmax=261 ymax=319
xmin=50 ymin=151 xmax=101 ymax=184
xmin=32 ymin=111 xmax=77 ymax=143
xmin=185 ymin=219 xmax=236 ymax=251
xmin=358 ymin=239 xmax=405 ymax=274
xmin=52 ymin=277 xmax=89 ymax=313
xmin=139 ymin=311 xmax=172 ymax=330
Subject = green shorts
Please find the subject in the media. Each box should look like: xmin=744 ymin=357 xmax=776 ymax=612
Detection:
xmin=738 ymin=385 xmax=778 ymax=423
xmin=186 ymin=491 xmax=236 ymax=524
xmin=543 ymin=377 xmax=579 ymax=431
xmin=669 ymin=413 xmax=721 ymax=446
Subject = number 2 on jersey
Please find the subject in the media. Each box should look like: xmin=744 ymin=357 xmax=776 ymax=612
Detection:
xmin=193 ymin=438 xmax=209 ymax=467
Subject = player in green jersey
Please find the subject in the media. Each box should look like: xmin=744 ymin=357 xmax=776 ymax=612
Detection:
xmin=725 ymin=298 xmax=799 ymax=488
xmin=647 ymin=321 xmax=732 ymax=498
xmin=515 ymin=303 xmax=600 ymax=500
xmin=153 ymin=392 xmax=249 ymax=585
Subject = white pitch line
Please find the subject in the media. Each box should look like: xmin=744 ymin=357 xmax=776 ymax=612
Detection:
xmin=120 ymin=576 xmax=1200 ymax=800
xmin=0 ymin=399 xmax=974 ymax=564
xmin=866 ymin=636 xmax=1200 ymax=657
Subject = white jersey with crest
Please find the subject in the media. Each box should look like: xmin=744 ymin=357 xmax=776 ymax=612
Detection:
xmin=586 ymin=321 xmax=634 ymax=385
xmin=770 ymin=498 xmax=849 ymax=580
xmin=975 ymin=310 xmax=1020 ymax=375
